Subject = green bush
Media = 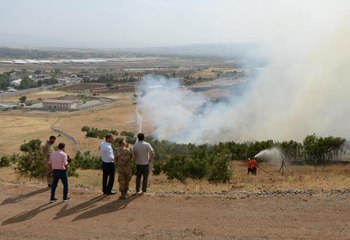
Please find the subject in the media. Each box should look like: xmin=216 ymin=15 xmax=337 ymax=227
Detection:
xmin=73 ymin=151 xmax=102 ymax=170
xmin=83 ymin=127 xmax=119 ymax=139
xmin=81 ymin=126 xmax=90 ymax=132
xmin=163 ymin=155 xmax=188 ymax=182
xmin=120 ymin=131 xmax=134 ymax=138
xmin=184 ymin=156 xmax=208 ymax=180
xmin=153 ymin=160 xmax=164 ymax=175
xmin=207 ymin=154 xmax=232 ymax=183
xmin=0 ymin=155 xmax=11 ymax=167
xmin=16 ymin=139 xmax=47 ymax=178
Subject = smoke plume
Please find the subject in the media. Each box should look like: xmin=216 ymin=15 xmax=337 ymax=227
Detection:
xmin=136 ymin=8 xmax=350 ymax=144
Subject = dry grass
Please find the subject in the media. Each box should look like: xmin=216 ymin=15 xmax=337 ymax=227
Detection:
xmin=3 ymin=90 xmax=77 ymax=103
xmin=0 ymin=91 xmax=142 ymax=156
xmin=1 ymin=162 xmax=349 ymax=194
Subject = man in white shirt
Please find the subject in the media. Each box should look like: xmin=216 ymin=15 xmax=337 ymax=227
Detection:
xmin=100 ymin=133 xmax=116 ymax=195
xmin=133 ymin=133 xmax=154 ymax=193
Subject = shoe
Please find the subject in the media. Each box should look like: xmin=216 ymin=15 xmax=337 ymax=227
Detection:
xmin=106 ymin=191 xmax=116 ymax=196
xmin=120 ymin=194 xmax=127 ymax=200
xmin=63 ymin=196 xmax=72 ymax=201
xmin=50 ymin=197 xmax=58 ymax=203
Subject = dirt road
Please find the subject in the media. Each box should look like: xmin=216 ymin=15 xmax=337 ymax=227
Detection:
xmin=0 ymin=183 xmax=349 ymax=240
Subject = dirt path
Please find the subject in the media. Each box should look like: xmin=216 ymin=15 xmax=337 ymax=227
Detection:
xmin=51 ymin=117 xmax=80 ymax=152
xmin=0 ymin=183 xmax=349 ymax=240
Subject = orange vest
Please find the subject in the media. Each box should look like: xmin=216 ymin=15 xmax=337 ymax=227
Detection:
xmin=248 ymin=160 xmax=252 ymax=168
xmin=251 ymin=159 xmax=257 ymax=168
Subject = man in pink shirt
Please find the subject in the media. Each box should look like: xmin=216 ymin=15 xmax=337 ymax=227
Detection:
xmin=48 ymin=142 xmax=71 ymax=202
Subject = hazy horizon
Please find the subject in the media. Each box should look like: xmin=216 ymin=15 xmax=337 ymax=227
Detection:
xmin=1 ymin=0 xmax=349 ymax=49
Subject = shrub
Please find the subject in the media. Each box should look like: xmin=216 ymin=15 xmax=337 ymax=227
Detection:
xmin=0 ymin=155 xmax=11 ymax=167
xmin=16 ymin=139 xmax=47 ymax=179
xmin=184 ymin=156 xmax=208 ymax=180
xmin=207 ymin=153 xmax=232 ymax=183
xmin=73 ymin=151 xmax=101 ymax=170
xmin=81 ymin=126 xmax=90 ymax=132
xmin=153 ymin=160 xmax=164 ymax=175
xmin=120 ymin=131 xmax=134 ymax=138
xmin=163 ymin=155 xmax=188 ymax=182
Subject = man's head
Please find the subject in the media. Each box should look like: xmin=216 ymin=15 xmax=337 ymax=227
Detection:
xmin=105 ymin=133 xmax=114 ymax=143
xmin=137 ymin=133 xmax=145 ymax=141
xmin=119 ymin=139 xmax=126 ymax=147
xmin=58 ymin=142 xmax=65 ymax=150
xmin=49 ymin=135 xmax=56 ymax=144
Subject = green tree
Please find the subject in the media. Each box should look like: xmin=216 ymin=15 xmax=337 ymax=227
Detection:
xmin=19 ymin=95 xmax=27 ymax=103
xmin=16 ymin=139 xmax=47 ymax=178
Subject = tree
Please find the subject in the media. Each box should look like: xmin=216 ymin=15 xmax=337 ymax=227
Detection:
xmin=16 ymin=139 xmax=47 ymax=179
xmin=19 ymin=75 xmax=36 ymax=89
xmin=19 ymin=95 xmax=27 ymax=103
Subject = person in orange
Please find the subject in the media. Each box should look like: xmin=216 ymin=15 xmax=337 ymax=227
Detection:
xmin=247 ymin=158 xmax=258 ymax=175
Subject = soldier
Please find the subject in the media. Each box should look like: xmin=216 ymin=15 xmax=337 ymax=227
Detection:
xmin=115 ymin=139 xmax=133 ymax=199
xmin=43 ymin=135 xmax=56 ymax=187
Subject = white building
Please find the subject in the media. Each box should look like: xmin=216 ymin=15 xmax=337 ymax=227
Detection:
xmin=10 ymin=79 xmax=22 ymax=86
xmin=43 ymin=99 xmax=76 ymax=111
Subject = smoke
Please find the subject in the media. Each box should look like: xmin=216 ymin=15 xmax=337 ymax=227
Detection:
xmin=136 ymin=6 xmax=350 ymax=144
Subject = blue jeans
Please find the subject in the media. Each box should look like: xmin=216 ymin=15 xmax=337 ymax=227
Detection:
xmin=51 ymin=169 xmax=68 ymax=200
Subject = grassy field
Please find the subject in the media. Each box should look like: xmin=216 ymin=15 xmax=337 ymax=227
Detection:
xmin=1 ymin=162 xmax=349 ymax=194
xmin=0 ymin=90 xmax=142 ymax=156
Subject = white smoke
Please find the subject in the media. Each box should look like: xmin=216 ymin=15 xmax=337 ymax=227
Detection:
xmin=136 ymin=6 xmax=350 ymax=144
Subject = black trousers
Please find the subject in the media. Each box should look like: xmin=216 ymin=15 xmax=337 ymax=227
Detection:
xmin=136 ymin=164 xmax=150 ymax=192
xmin=102 ymin=162 xmax=115 ymax=194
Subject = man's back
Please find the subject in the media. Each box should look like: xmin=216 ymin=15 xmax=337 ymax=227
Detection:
xmin=100 ymin=141 xmax=114 ymax=163
xmin=49 ymin=150 xmax=68 ymax=170
xmin=133 ymin=141 xmax=154 ymax=165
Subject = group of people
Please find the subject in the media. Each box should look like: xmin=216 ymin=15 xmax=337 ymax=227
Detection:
xmin=43 ymin=132 xmax=154 ymax=203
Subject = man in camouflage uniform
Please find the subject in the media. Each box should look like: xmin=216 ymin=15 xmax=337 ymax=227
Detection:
xmin=115 ymin=139 xmax=133 ymax=199
xmin=43 ymin=135 xmax=56 ymax=187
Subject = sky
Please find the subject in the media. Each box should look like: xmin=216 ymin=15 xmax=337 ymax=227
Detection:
xmin=1 ymin=0 xmax=349 ymax=48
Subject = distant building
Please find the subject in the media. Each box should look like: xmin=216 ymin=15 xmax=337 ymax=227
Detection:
xmin=43 ymin=99 xmax=76 ymax=111
xmin=10 ymin=79 xmax=22 ymax=86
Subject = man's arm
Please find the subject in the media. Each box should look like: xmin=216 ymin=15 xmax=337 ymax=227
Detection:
xmin=149 ymin=144 xmax=155 ymax=162
xmin=63 ymin=154 xmax=69 ymax=167
xmin=107 ymin=145 xmax=115 ymax=162
xmin=48 ymin=155 xmax=52 ymax=171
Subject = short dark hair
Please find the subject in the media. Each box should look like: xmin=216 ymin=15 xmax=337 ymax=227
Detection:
xmin=119 ymin=139 xmax=125 ymax=145
xmin=137 ymin=133 xmax=144 ymax=141
xmin=58 ymin=143 xmax=65 ymax=150
xmin=49 ymin=136 xmax=56 ymax=141
xmin=105 ymin=133 xmax=113 ymax=140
